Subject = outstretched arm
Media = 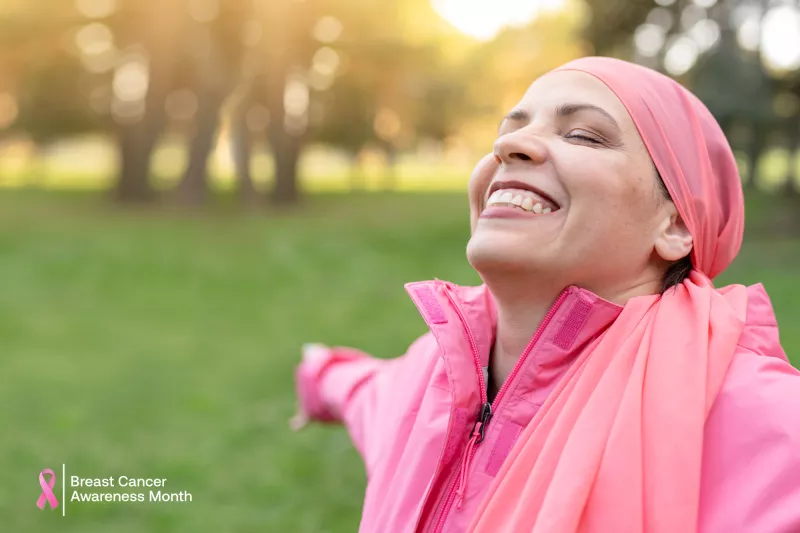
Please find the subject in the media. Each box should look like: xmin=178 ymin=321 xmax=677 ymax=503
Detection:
xmin=291 ymin=332 xmax=439 ymax=474
xmin=292 ymin=343 xmax=388 ymax=456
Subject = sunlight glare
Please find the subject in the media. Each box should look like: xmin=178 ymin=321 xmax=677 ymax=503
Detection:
xmin=431 ymin=0 xmax=565 ymax=41
xmin=760 ymin=5 xmax=800 ymax=72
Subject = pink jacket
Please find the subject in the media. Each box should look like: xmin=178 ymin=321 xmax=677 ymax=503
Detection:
xmin=295 ymin=280 xmax=800 ymax=533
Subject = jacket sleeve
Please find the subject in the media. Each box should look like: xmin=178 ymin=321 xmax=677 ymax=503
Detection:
xmin=294 ymin=333 xmax=436 ymax=465
xmin=294 ymin=344 xmax=386 ymax=451
xmin=700 ymin=347 xmax=800 ymax=533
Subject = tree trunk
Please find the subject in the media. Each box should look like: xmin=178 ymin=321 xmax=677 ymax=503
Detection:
xmin=115 ymin=93 xmax=168 ymax=203
xmin=269 ymin=127 xmax=302 ymax=204
xmin=783 ymin=116 xmax=800 ymax=195
xmin=265 ymin=66 xmax=303 ymax=205
xmin=264 ymin=0 xmax=304 ymax=206
xmin=349 ymin=152 xmax=363 ymax=191
xmin=115 ymin=82 xmax=170 ymax=203
xmin=116 ymin=127 xmax=158 ymax=203
xmin=230 ymin=94 xmax=259 ymax=206
xmin=27 ymin=143 xmax=48 ymax=188
xmin=744 ymin=121 xmax=767 ymax=190
xmin=382 ymin=142 xmax=398 ymax=191
xmin=113 ymin=1 xmax=185 ymax=204
xmin=175 ymin=22 xmax=235 ymax=207
xmin=175 ymin=90 xmax=223 ymax=206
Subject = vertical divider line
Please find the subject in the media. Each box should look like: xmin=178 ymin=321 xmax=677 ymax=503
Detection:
xmin=62 ymin=464 xmax=66 ymax=517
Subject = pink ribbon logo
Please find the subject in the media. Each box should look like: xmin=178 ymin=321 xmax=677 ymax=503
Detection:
xmin=36 ymin=469 xmax=59 ymax=510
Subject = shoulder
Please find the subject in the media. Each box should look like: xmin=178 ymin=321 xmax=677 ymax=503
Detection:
xmin=712 ymin=345 xmax=800 ymax=450
xmin=407 ymin=330 xmax=440 ymax=355
xmin=388 ymin=331 xmax=441 ymax=369
xmin=714 ymin=282 xmax=800 ymax=440
xmin=700 ymin=347 xmax=800 ymax=532
xmin=378 ymin=331 xmax=443 ymax=386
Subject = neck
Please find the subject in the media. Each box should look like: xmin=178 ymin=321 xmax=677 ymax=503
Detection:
xmin=485 ymin=271 xmax=662 ymax=390
xmin=484 ymin=273 xmax=563 ymax=391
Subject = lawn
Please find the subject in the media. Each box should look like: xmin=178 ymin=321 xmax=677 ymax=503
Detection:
xmin=0 ymin=190 xmax=798 ymax=532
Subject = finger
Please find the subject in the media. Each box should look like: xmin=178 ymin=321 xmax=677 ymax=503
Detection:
xmin=289 ymin=412 xmax=309 ymax=432
xmin=301 ymin=343 xmax=328 ymax=364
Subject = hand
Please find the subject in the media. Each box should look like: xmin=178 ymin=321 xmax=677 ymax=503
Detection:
xmin=288 ymin=343 xmax=330 ymax=432
xmin=289 ymin=410 xmax=309 ymax=432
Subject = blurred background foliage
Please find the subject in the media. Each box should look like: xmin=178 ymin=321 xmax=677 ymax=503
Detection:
xmin=0 ymin=0 xmax=798 ymax=206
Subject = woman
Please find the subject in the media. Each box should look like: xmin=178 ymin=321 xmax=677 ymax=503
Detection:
xmin=291 ymin=57 xmax=800 ymax=533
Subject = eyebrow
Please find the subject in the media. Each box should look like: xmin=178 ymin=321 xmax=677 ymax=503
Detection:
xmin=500 ymin=103 xmax=621 ymax=131
xmin=503 ymin=108 xmax=530 ymax=122
xmin=556 ymin=103 xmax=620 ymax=130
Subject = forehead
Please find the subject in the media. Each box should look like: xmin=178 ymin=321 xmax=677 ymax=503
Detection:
xmin=518 ymin=70 xmax=634 ymax=130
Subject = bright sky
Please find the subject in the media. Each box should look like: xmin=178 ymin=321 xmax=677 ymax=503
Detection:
xmin=433 ymin=0 xmax=800 ymax=75
xmin=431 ymin=0 xmax=566 ymax=41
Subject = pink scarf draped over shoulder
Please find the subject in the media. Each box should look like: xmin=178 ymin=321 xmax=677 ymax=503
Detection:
xmin=468 ymin=57 xmax=748 ymax=533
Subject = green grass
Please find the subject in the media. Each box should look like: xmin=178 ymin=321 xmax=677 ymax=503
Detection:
xmin=0 ymin=190 xmax=798 ymax=532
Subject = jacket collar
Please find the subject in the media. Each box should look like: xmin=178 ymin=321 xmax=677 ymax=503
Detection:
xmin=405 ymin=279 xmax=624 ymax=371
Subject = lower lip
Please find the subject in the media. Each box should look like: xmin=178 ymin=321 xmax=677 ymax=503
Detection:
xmin=480 ymin=206 xmax=555 ymax=219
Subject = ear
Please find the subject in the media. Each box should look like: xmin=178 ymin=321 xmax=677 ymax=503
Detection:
xmin=469 ymin=154 xmax=500 ymax=234
xmin=654 ymin=204 xmax=693 ymax=262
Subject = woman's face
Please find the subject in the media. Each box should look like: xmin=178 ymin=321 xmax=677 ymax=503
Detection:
xmin=467 ymin=70 xmax=683 ymax=295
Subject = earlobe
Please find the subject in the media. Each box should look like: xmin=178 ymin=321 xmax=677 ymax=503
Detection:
xmin=655 ymin=213 xmax=693 ymax=262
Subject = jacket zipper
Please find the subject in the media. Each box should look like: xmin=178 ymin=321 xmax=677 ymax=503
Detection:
xmin=491 ymin=288 xmax=568 ymax=410
xmin=429 ymin=287 xmax=569 ymax=533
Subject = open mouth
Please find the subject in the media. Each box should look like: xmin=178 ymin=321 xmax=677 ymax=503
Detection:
xmin=483 ymin=180 xmax=560 ymax=215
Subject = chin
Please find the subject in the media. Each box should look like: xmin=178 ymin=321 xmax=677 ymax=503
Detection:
xmin=467 ymin=236 xmax=537 ymax=274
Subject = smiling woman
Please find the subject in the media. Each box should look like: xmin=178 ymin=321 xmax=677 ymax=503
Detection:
xmin=431 ymin=0 xmax=565 ymax=40
xmin=292 ymin=56 xmax=800 ymax=533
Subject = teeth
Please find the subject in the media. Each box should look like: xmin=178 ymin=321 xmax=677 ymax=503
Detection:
xmin=521 ymin=197 xmax=533 ymax=211
xmin=485 ymin=189 xmax=558 ymax=214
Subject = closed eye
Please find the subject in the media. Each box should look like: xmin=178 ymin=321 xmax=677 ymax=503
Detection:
xmin=566 ymin=131 xmax=602 ymax=144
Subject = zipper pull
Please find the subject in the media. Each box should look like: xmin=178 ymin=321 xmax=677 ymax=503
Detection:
xmin=474 ymin=402 xmax=492 ymax=443
xmin=454 ymin=402 xmax=494 ymax=509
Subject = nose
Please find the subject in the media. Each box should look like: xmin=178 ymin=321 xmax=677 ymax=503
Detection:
xmin=493 ymin=129 xmax=548 ymax=166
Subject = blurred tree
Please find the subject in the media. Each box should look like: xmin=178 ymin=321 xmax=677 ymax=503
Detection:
xmin=258 ymin=0 xmax=460 ymax=202
xmin=6 ymin=0 xmax=791 ymax=210
xmin=227 ymin=74 xmax=262 ymax=205
xmin=774 ymin=55 xmax=800 ymax=195
xmin=0 ymin=0 xmax=91 ymax=177
xmin=581 ymin=0 xmax=652 ymax=57
xmin=111 ymin=0 xmax=188 ymax=203
xmin=263 ymin=0 xmax=317 ymax=205
xmin=174 ymin=0 xmax=251 ymax=206
xmin=784 ymin=113 xmax=800 ymax=195
xmin=693 ymin=26 xmax=775 ymax=189
xmin=14 ymin=54 xmax=102 ymax=148
xmin=312 ymin=74 xmax=376 ymax=190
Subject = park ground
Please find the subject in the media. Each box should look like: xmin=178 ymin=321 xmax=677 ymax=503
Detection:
xmin=0 ymin=189 xmax=798 ymax=532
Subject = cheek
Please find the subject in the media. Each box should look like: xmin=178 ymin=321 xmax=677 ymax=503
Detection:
xmin=564 ymin=156 xmax=653 ymax=220
xmin=560 ymin=160 xmax=661 ymax=262
xmin=563 ymin=160 xmax=628 ymax=215
xmin=468 ymin=155 xmax=499 ymax=233
xmin=468 ymin=172 xmax=493 ymax=212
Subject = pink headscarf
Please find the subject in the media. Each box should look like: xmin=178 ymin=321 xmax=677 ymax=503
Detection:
xmin=467 ymin=57 xmax=749 ymax=533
